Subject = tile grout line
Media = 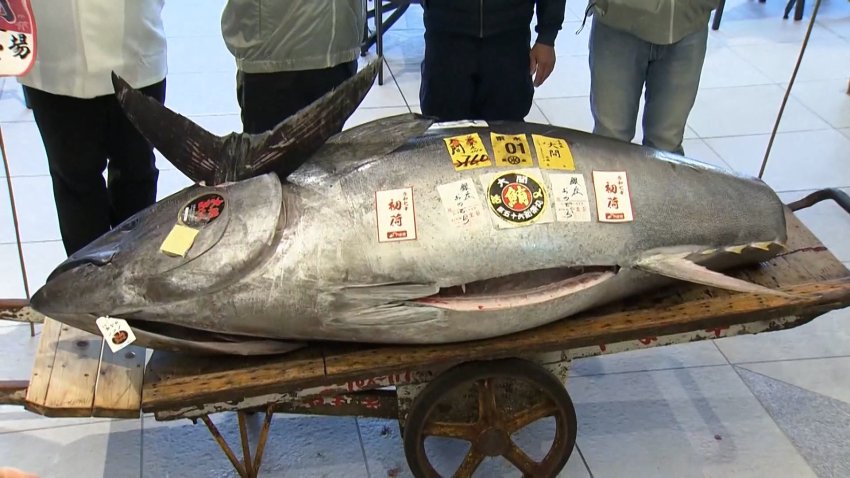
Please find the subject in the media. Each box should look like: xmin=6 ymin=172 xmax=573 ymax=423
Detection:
xmin=354 ymin=416 xmax=372 ymax=478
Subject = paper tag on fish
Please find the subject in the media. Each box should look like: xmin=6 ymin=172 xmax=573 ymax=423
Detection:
xmin=592 ymin=171 xmax=634 ymax=222
xmin=443 ymin=133 xmax=492 ymax=171
xmin=376 ymin=187 xmax=417 ymax=242
xmin=160 ymin=223 xmax=200 ymax=257
xmin=549 ymin=173 xmax=592 ymax=222
xmin=96 ymin=316 xmax=137 ymax=353
xmin=479 ymin=168 xmax=554 ymax=228
xmin=491 ymin=133 xmax=533 ymax=168
xmin=429 ymin=120 xmax=489 ymax=129
xmin=532 ymin=134 xmax=575 ymax=170
xmin=437 ymin=178 xmax=486 ymax=228
xmin=0 ymin=0 xmax=37 ymax=77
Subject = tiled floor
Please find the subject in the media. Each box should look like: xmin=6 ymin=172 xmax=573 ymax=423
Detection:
xmin=2 ymin=0 xmax=850 ymax=476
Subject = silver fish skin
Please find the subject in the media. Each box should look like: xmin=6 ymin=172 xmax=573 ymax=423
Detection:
xmin=30 ymin=114 xmax=788 ymax=355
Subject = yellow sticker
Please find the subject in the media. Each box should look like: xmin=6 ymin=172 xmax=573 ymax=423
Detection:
xmin=160 ymin=224 xmax=199 ymax=257
xmin=532 ymin=134 xmax=575 ymax=170
xmin=490 ymin=133 xmax=533 ymax=167
xmin=443 ymin=133 xmax=492 ymax=171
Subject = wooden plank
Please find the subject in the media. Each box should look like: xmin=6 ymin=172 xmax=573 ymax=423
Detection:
xmin=142 ymin=278 xmax=850 ymax=412
xmin=24 ymin=318 xmax=63 ymax=411
xmin=0 ymin=380 xmax=28 ymax=406
xmin=27 ymin=322 xmax=104 ymax=417
xmin=92 ymin=344 xmax=146 ymax=418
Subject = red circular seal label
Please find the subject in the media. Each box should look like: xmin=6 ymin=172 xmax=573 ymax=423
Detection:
xmin=179 ymin=193 xmax=225 ymax=227
xmin=488 ymin=172 xmax=546 ymax=224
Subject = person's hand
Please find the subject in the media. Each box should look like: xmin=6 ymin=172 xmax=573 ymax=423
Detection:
xmin=529 ymin=43 xmax=556 ymax=87
xmin=0 ymin=467 xmax=38 ymax=478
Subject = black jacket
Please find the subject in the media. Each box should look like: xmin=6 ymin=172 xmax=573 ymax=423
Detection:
xmin=421 ymin=0 xmax=566 ymax=45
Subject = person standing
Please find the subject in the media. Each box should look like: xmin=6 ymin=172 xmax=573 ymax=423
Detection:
xmin=585 ymin=0 xmax=720 ymax=154
xmin=18 ymin=0 xmax=167 ymax=256
xmin=221 ymin=0 xmax=367 ymax=134
xmin=418 ymin=0 xmax=567 ymax=122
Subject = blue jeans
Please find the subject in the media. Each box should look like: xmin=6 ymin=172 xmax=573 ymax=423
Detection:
xmin=588 ymin=18 xmax=708 ymax=155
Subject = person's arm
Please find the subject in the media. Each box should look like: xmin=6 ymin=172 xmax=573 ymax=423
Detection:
xmin=529 ymin=0 xmax=566 ymax=87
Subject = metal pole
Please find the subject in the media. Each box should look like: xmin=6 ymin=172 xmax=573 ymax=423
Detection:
xmin=0 ymin=125 xmax=35 ymax=336
xmin=758 ymin=0 xmax=823 ymax=179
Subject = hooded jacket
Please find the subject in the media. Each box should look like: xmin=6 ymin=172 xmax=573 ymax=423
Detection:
xmin=588 ymin=0 xmax=720 ymax=45
xmin=221 ymin=0 xmax=366 ymax=74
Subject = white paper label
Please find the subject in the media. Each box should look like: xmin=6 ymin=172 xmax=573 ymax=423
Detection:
xmin=375 ymin=187 xmax=417 ymax=242
xmin=96 ymin=316 xmax=137 ymax=353
xmin=592 ymin=171 xmax=634 ymax=222
xmin=549 ymin=173 xmax=592 ymax=222
xmin=429 ymin=119 xmax=489 ymax=129
xmin=437 ymin=178 xmax=486 ymax=228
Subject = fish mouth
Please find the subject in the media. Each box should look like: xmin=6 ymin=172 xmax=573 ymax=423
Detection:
xmin=411 ymin=266 xmax=618 ymax=311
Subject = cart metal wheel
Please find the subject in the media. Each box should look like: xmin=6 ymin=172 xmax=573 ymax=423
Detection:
xmin=403 ymin=358 xmax=577 ymax=478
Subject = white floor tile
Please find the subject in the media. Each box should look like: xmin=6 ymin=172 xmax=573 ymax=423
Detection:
xmin=0 ymin=121 xmax=49 ymax=178
xmin=698 ymin=47 xmax=774 ymax=89
xmin=571 ymin=342 xmax=729 ymax=377
xmin=525 ymin=102 xmax=550 ymax=124
xmin=10 ymin=176 xmax=60 ymax=244
xmin=534 ymin=54 xmax=592 ymax=100
xmin=162 ymin=0 xmax=226 ymax=38
xmin=536 ymin=96 xmax=594 ymax=134
xmin=163 ymin=71 xmax=240 ymax=117
xmin=789 ymin=78 xmax=850 ymax=128
xmin=143 ymin=414 xmax=369 ymax=477
xmin=739 ymin=357 xmax=850 ymax=405
xmin=689 ymin=84 xmax=830 ymax=137
xmin=21 ymin=241 xmax=68 ymax=292
xmin=715 ymin=308 xmax=850 ymax=363
xmin=680 ymin=137 xmax=734 ymax=170
xmin=0 ymin=81 xmax=33 ymax=123
xmin=571 ymin=365 xmax=816 ymax=477
xmin=731 ymin=39 xmax=850 ymax=83
xmin=0 ymin=420 xmax=141 ymax=478
xmin=0 ymin=182 xmax=17 ymax=244
xmin=0 ymin=324 xmax=39 ymax=379
xmin=758 ymin=129 xmax=850 ymax=191
xmin=360 ymin=75 xmax=408 ymax=109
xmin=165 ymin=35 xmax=234 ymax=75
xmin=390 ymin=63 xmax=423 ymax=107
xmin=0 ymin=244 xmax=26 ymax=298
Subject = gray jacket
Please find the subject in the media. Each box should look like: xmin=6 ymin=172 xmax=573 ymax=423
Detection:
xmin=589 ymin=0 xmax=720 ymax=44
xmin=221 ymin=0 xmax=366 ymax=73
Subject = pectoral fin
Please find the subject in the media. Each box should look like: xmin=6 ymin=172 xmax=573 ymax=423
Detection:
xmin=634 ymin=253 xmax=791 ymax=297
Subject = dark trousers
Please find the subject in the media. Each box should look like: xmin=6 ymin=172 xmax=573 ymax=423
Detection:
xmin=419 ymin=29 xmax=534 ymax=122
xmin=237 ymin=60 xmax=358 ymax=134
xmin=23 ymin=80 xmax=166 ymax=256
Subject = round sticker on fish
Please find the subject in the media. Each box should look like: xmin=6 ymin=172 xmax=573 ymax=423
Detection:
xmin=179 ymin=193 xmax=225 ymax=227
xmin=487 ymin=172 xmax=547 ymax=224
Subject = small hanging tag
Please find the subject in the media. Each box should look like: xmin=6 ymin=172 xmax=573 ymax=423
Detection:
xmin=96 ymin=316 xmax=137 ymax=353
xmin=160 ymin=223 xmax=199 ymax=257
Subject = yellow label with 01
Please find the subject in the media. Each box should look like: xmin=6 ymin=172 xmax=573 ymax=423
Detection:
xmin=531 ymin=134 xmax=575 ymax=170
xmin=443 ymin=133 xmax=492 ymax=171
xmin=490 ymin=133 xmax=533 ymax=167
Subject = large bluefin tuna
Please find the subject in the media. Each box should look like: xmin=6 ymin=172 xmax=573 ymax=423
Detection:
xmin=30 ymin=60 xmax=791 ymax=355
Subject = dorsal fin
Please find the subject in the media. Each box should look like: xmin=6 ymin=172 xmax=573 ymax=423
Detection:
xmin=299 ymin=113 xmax=434 ymax=171
xmin=111 ymin=59 xmax=381 ymax=185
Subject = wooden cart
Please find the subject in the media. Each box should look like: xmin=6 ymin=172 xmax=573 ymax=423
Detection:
xmin=3 ymin=193 xmax=850 ymax=478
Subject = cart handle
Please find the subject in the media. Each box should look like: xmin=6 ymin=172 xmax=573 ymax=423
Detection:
xmin=786 ymin=188 xmax=850 ymax=215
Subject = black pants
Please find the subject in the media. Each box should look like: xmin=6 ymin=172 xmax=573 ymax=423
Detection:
xmin=419 ymin=29 xmax=534 ymax=122
xmin=24 ymin=80 xmax=166 ymax=256
xmin=237 ymin=60 xmax=358 ymax=134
